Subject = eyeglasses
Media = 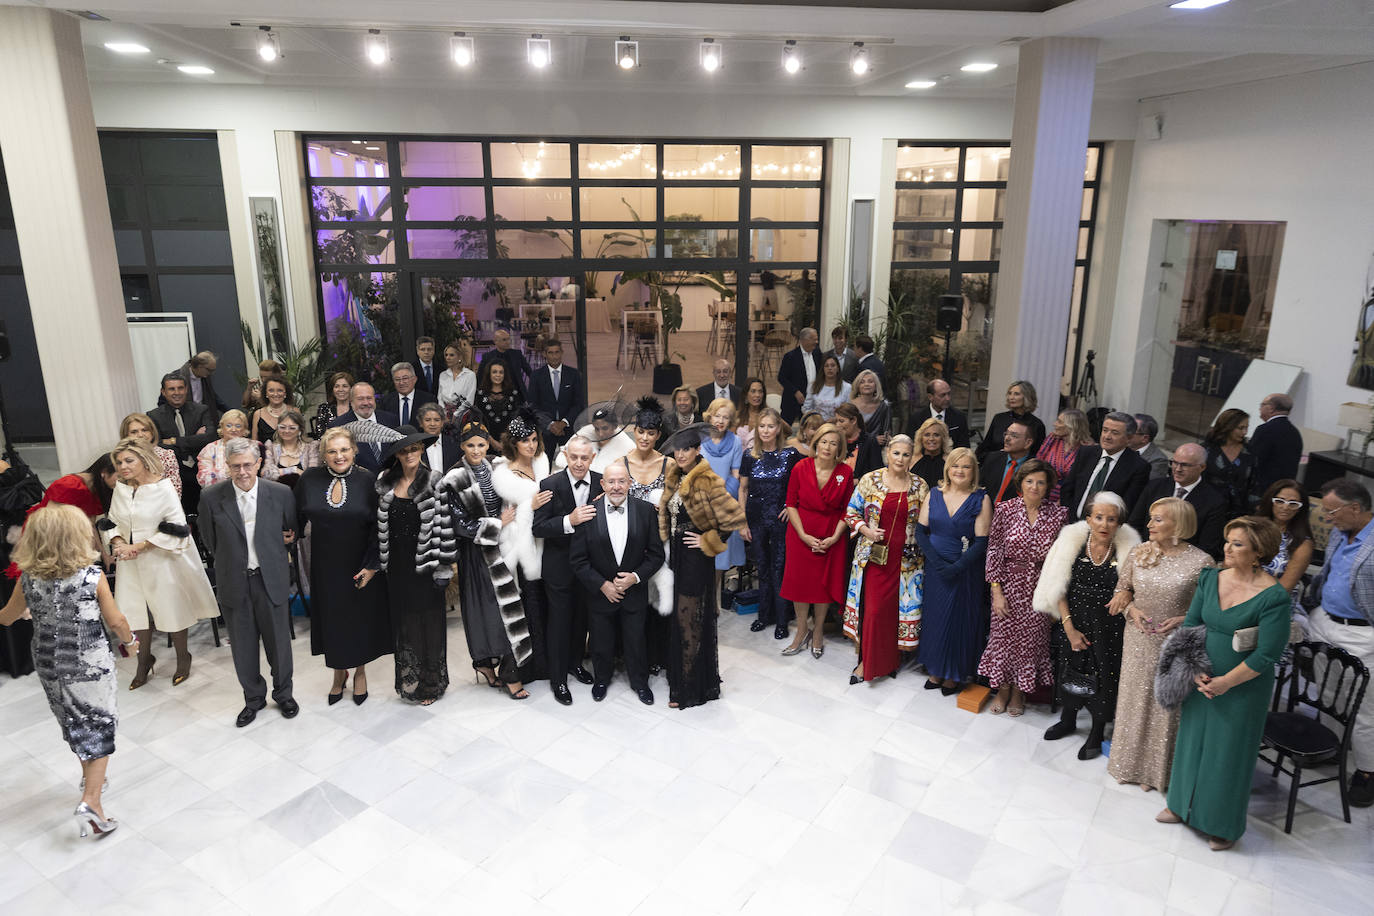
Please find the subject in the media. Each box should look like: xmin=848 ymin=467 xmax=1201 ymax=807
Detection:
xmin=1168 ymin=460 xmax=1200 ymax=469
xmin=1321 ymin=503 xmax=1353 ymax=519
xmin=1271 ymin=497 xmax=1304 ymax=509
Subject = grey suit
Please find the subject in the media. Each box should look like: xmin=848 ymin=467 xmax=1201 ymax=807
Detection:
xmin=198 ymin=479 xmax=297 ymax=705
xmin=1137 ymin=442 xmax=1171 ymax=480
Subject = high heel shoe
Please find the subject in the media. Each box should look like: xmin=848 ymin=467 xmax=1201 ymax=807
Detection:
xmin=849 ymin=666 xmax=862 ymax=685
xmin=781 ymin=628 xmax=813 ymax=656
xmin=129 ymin=656 xmax=156 ymax=690
xmin=172 ymin=654 xmax=192 ymax=687
xmin=73 ymin=802 xmax=117 ymax=839
xmin=353 ymin=676 xmax=368 ymax=706
xmin=328 ymin=672 xmax=348 ymax=706
xmin=811 ymin=643 xmax=825 ymax=659
xmin=475 ymin=667 xmax=500 ymax=688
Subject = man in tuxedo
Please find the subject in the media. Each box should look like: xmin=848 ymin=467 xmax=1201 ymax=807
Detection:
xmin=148 ymin=374 xmax=217 ymax=513
xmin=529 ymin=339 xmax=585 ymax=461
xmin=851 ymin=334 xmax=887 ymax=392
xmin=479 ymin=327 xmax=534 ymax=399
xmin=1058 ymin=411 xmax=1151 ymax=521
xmin=413 ymin=336 xmax=440 ymax=395
xmin=1251 ymin=392 xmax=1304 ymax=495
xmin=829 ymin=326 xmax=857 ymax=382
xmin=980 ymin=419 xmax=1033 ymax=504
xmin=1127 ymin=442 xmax=1227 ymax=558
xmin=777 ymin=328 xmax=822 ymax=424
xmin=416 ymin=404 xmax=461 ymax=474
xmin=328 ymin=382 xmax=401 ymax=473
xmin=569 ymin=461 xmax=664 ymax=706
xmin=1128 ymin=413 xmax=1171 ymax=480
xmin=197 ymin=438 xmax=299 ymax=727
xmin=697 ymin=359 xmax=742 ymax=417
xmin=908 ymin=378 xmax=971 ymax=449
xmin=379 ymin=362 xmax=438 ymax=428
xmin=534 ymin=436 xmax=602 ymax=705
xmin=165 ymin=350 xmax=228 ymax=421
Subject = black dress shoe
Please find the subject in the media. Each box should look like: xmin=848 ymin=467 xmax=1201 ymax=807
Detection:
xmin=924 ymin=679 xmax=943 ymax=691
xmin=235 ymin=701 xmax=266 ymax=728
xmin=1043 ymin=718 xmax=1078 ymax=741
xmin=749 ymin=620 xmax=766 ymax=632
xmin=278 ymin=699 xmax=300 ymax=719
xmin=636 ymin=687 xmax=654 ymax=706
xmin=592 ymin=683 xmax=608 ymax=702
xmin=1077 ymin=741 xmax=1102 ymax=761
xmin=571 ymin=666 xmax=595 ymax=686
xmin=940 ymin=684 xmax=960 ymax=697
xmin=774 ymin=626 xmax=789 ymax=640
xmin=1350 ymin=770 xmax=1374 ymax=808
xmin=552 ymin=683 xmax=573 ymax=706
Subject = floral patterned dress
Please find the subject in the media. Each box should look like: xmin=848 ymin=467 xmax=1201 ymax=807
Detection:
xmin=843 ymin=469 xmax=927 ymax=667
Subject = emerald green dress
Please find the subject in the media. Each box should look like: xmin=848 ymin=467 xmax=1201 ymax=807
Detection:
xmin=1165 ymin=567 xmax=1291 ymax=842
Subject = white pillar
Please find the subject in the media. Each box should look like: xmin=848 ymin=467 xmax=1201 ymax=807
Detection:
xmin=0 ymin=7 xmax=139 ymax=469
xmin=985 ymin=37 xmax=1098 ymax=435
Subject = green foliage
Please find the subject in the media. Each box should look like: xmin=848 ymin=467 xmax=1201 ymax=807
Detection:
xmin=239 ymin=305 xmax=332 ymax=409
xmin=879 ymin=269 xmax=951 ymax=430
xmin=783 ymin=273 xmax=819 ymax=338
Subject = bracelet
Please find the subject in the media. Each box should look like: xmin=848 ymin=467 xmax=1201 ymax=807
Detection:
xmin=1114 ymin=587 xmax=1132 ymax=594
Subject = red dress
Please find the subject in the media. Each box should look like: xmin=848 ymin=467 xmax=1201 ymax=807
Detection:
xmin=781 ymin=458 xmax=855 ymax=603
xmin=858 ymin=491 xmax=909 ymax=680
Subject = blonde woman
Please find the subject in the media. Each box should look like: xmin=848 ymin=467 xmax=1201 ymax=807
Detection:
xmin=781 ymin=424 xmax=855 ymax=657
xmin=786 ymin=411 xmax=824 ymax=459
xmin=912 ymin=417 xmax=952 ymax=491
xmin=1036 ymin=408 xmax=1091 ymax=504
xmin=701 ymin=397 xmax=747 ymax=578
xmin=197 ymin=409 xmax=258 ymax=488
xmin=120 ymin=412 xmax=180 ymax=497
xmin=977 ymin=379 xmax=1045 ymax=462
xmin=438 ymin=341 xmax=477 ymax=419
xmin=851 ymin=369 xmax=891 ymax=445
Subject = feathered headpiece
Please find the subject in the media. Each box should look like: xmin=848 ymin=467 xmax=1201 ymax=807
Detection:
xmin=633 ymin=395 xmax=665 ymax=431
xmin=507 ymin=408 xmax=540 ymax=442
xmin=344 ymin=422 xmax=437 ymax=467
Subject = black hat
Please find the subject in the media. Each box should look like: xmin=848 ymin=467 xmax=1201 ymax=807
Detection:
xmin=660 ymin=422 xmax=711 ymax=454
xmin=574 ymin=394 xmax=634 ymax=442
xmin=633 ymin=395 xmax=665 ymax=431
xmin=458 ymin=419 xmax=491 ymax=443
xmin=378 ymin=424 xmax=438 ymax=467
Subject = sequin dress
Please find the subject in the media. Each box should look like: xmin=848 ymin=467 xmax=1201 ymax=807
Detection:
xmin=23 ymin=566 xmax=118 ymax=760
xmin=740 ymin=447 xmax=798 ymax=628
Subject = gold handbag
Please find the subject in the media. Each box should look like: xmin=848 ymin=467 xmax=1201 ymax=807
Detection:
xmin=869 ymin=542 xmax=889 ymax=565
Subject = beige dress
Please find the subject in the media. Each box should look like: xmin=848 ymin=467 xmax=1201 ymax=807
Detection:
xmin=1107 ymin=544 xmax=1214 ymax=791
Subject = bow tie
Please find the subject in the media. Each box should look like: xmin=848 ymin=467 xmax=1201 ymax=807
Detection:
xmin=608 ymin=503 xmax=625 ymax=513
xmin=574 ymin=479 xmax=588 ymax=488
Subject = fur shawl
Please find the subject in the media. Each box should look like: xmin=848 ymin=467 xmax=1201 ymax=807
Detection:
xmin=1155 ymin=625 xmax=1211 ymax=709
xmin=376 ymin=466 xmax=447 ymax=574
xmin=490 ymin=454 xmax=550 ymax=582
xmin=1032 ymin=520 xmax=1141 ymax=620
xmin=436 ymin=460 xmax=530 ymax=665
xmin=659 ymin=459 xmax=747 ymax=557
xmin=555 ymin=426 xmax=635 ymax=475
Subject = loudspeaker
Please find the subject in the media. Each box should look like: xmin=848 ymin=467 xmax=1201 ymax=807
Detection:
xmin=936 ymin=294 xmax=962 ymax=333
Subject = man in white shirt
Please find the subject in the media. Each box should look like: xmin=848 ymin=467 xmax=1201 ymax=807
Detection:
xmin=380 ymin=362 xmax=438 ymax=428
xmin=778 ymin=327 xmax=823 ymax=424
xmin=696 ymin=359 xmax=741 ymax=417
xmin=1059 ymin=411 xmax=1151 ymax=521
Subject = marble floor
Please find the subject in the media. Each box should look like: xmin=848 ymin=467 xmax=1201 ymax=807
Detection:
xmin=1 ymin=609 xmax=1370 ymax=916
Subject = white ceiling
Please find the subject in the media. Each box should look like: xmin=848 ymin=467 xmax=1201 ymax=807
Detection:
xmin=54 ymin=0 xmax=1374 ymax=100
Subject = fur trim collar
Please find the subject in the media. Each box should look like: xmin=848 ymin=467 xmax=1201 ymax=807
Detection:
xmin=491 ymin=455 xmax=549 ymax=580
xmin=1032 ymin=520 xmax=1140 ymax=619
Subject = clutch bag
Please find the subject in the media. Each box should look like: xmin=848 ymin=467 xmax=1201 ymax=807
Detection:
xmin=869 ymin=542 xmax=889 ymax=565
xmin=1232 ymin=626 xmax=1258 ymax=653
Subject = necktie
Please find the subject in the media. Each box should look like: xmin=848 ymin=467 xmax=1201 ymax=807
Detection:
xmin=1086 ymin=456 xmax=1112 ymax=500
xmin=1176 ymin=485 xmax=1187 ymax=499
xmin=174 ymin=409 xmax=186 ymax=436
xmin=401 ymin=395 xmax=411 ymax=427
xmin=719 ymin=387 xmax=727 ymax=401
xmin=935 ymin=411 xmax=944 ymax=423
xmin=552 ymin=369 xmax=561 ymax=416
xmin=424 ymin=366 xmax=433 ymax=389
xmin=996 ymin=459 xmax=1017 ymax=502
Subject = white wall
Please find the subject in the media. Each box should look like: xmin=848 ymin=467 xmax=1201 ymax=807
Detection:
xmin=1105 ymin=62 xmax=1374 ymax=439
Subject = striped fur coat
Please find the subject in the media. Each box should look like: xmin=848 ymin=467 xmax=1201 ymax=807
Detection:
xmin=490 ymin=454 xmax=550 ymax=582
xmin=375 ymin=465 xmax=449 ymax=574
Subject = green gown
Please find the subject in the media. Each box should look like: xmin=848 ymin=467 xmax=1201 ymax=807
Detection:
xmin=1166 ymin=567 xmax=1291 ymax=841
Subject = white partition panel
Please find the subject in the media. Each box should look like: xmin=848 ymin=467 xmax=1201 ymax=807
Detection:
xmin=127 ymin=313 xmax=195 ymax=410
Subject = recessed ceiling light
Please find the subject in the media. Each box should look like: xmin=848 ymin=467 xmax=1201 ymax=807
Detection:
xmin=1169 ymin=0 xmax=1230 ymax=8
xmin=451 ymin=32 xmax=474 ymax=67
xmin=177 ymin=65 xmax=214 ymax=75
xmin=528 ymin=35 xmax=551 ymax=69
xmin=849 ymin=42 xmax=869 ymax=76
xmin=781 ymin=40 xmax=801 ymax=75
xmin=905 ymin=79 xmax=937 ymax=89
xmin=104 ymin=42 xmax=150 ymax=54
xmin=365 ymin=146 xmax=381 ymax=151
xmin=699 ymin=38 xmax=721 ymax=73
xmin=961 ymin=62 xmax=998 ymax=73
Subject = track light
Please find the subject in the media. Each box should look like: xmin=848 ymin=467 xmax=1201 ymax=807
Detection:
xmin=699 ymin=38 xmax=721 ymax=72
xmin=782 ymin=40 xmax=801 ymax=74
xmin=256 ymin=27 xmax=280 ymax=62
xmin=364 ymin=30 xmax=388 ymax=66
xmin=850 ymin=42 xmax=869 ymax=76
xmin=104 ymin=41 xmax=150 ymax=54
xmin=177 ymin=65 xmax=214 ymax=75
xmin=451 ymin=32 xmax=473 ymax=67
xmin=615 ymin=37 xmax=639 ymax=70
xmin=961 ymin=61 xmax=998 ymax=73
xmin=527 ymin=34 xmax=551 ymax=69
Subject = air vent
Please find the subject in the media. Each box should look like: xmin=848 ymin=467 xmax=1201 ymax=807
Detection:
xmin=69 ymin=10 xmax=110 ymax=21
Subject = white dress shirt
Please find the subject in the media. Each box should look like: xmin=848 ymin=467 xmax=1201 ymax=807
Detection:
xmin=425 ymin=439 xmax=445 ymax=472
xmin=1076 ymin=450 xmax=1121 ymax=518
xmin=237 ymin=481 xmax=260 ymax=570
xmin=562 ymin=469 xmax=592 ymax=534
xmin=1175 ymin=478 xmax=1199 ymax=499
xmin=606 ymin=498 xmax=629 ymax=565
xmin=802 ymin=349 xmax=817 ymax=393
xmin=398 ymin=393 xmax=414 ymax=427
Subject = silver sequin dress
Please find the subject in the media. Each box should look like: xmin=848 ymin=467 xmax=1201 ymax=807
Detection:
xmin=23 ymin=565 xmax=118 ymax=760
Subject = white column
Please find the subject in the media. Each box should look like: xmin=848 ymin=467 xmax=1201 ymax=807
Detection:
xmin=984 ymin=37 xmax=1099 ymax=435
xmin=0 ymin=8 xmax=138 ymax=469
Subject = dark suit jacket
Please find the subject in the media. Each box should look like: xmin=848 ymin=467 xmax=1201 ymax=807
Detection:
xmin=161 ymin=360 xmax=229 ymax=419
xmin=569 ymin=497 xmax=664 ymax=616
xmin=327 ymin=410 xmax=401 ymax=473
xmin=831 ymin=346 xmax=858 ymax=383
xmin=533 ymin=469 xmax=604 ymax=587
xmin=980 ymin=452 xmax=1030 ymax=504
xmin=1250 ymin=415 xmax=1303 ymax=495
xmin=197 ymin=479 xmax=297 ymax=608
xmin=479 ymin=348 xmax=534 ymax=399
xmin=1127 ymin=476 xmax=1228 ymax=559
xmin=413 ymin=359 xmax=441 ymax=395
xmin=529 ymin=363 xmax=586 ymax=432
xmin=776 ymin=346 xmax=822 ymax=423
xmin=853 ymin=353 xmax=887 ymax=391
xmin=148 ymin=401 xmax=217 ymax=462
xmin=696 ymin=383 xmax=742 ymax=416
xmin=423 ymin=433 xmax=463 ymax=476
xmin=908 ymin=404 xmax=972 ymax=450
xmin=1058 ymin=445 xmax=1151 ymax=521
xmin=378 ymin=388 xmax=438 ymax=424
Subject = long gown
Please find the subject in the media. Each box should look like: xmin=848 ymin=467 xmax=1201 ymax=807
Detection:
xmin=780 ymin=458 xmax=855 ymax=604
xmin=627 ymin=457 xmax=671 ymax=672
xmin=702 ymin=432 xmax=746 ymax=570
xmin=854 ymin=491 xmax=909 ymax=680
xmin=1051 ymin=545 xmax=1125 ymax=722
xmin=453 ymin=460 xmax=522 ymax=682
xmin=295 ymin=466 xmax=391 ymax=669
xmin=741 ymin=447 xmax=798 ymax=629
xmin=915 ymin=487 xmax=988 ymax=683
xmin=387 ymin=495 xmax=448 ymax=701
xmin=1166 ymin=567 xmax=1291 ymax=841
xmin=666 ymin=493 xmax=721 ymax=709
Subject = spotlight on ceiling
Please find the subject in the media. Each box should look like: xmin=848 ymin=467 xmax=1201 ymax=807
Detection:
xmin=364 ymin=30 xmax=388 ymax=66
xmin=615 ymin=37 xmax=639 ymax=70
xmin=104 ymin=41 xmax=150 ymax=54
xmin=699 ymin=38 xmax=721 ymax=73
xmin=905 ymin=79 xmax=937 ymax=89
xmin=450 ymin=32 xmax=474 ymax=67
xmin=527 ymin=34 xmax=551 ymax=69
xmin=177 ymin=65 xmax=215 ymax=75
xmin=849 ymin=42 xmax=869 ymax=76
xmin=961 ymin=61 xmax=998 ymax=72
xmin=1169 ymin=0 xmax=1230 ymax=8
xmin=256 ymin=26 xmax=280 ymax=62
xmin=782 ymin=40 xmax=801 ymax=75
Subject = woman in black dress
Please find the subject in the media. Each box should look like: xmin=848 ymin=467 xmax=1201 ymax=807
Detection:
xmin=473 ymin=361 xmax=523 ymax=443
xmin=976 ymin=380 xmax=1047 ymax=462
xmin=376 ymin=426 xmax=450 ymax=705
xmin=295 ymin=427 xmax=391 ymax=705
xmin=1202 ymin=408 xmax=1258 ymax=516
xmin=912 ymin=417 xmax=952 ymax=491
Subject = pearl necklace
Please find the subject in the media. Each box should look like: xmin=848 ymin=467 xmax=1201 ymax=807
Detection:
xmin=325 ymin=466 xmax=350 ymax=508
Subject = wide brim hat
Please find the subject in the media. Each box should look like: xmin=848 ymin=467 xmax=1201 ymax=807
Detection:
xmin=660 ymin=422 xmax=712 ymax=454
xmin=574 ymin=394 xmax=635 ymax=442
xmin=378 ymin=424 xmax=439 ymax=467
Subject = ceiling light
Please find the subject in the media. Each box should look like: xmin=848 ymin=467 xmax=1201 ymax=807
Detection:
xmin=1169 ymin=0 xmax=1230 ymax=8
xmin=364 ymin=30 xmax=388 ymax=66
xmin=104 ymin=42 xmax=150 ymax=54
xmin=527 ymin=34 xmax=551 ymax=69
xmin=782 ymin=40 xmax=801 ymax=75
xmin=177 ymin=65 xmax=214 ymax=75
xmin=905 ymin=79 xmax=937 ymax=89
xmin=699 ymin=38 xmax=721 ymax=73
xmin=961 ymin=62 xmax=998 ymax=73
xmin=451 ymin=32 xmax=473 ymax=67
xmin=849 ymin=42 xmax=869 ymax=76
xmin=256 ymin=27 xmax=280 ymax=62
xmin=365 ymin=146 xmax=381 ymax=151
xmin=615 ymin=37 xmax=638 ymax=70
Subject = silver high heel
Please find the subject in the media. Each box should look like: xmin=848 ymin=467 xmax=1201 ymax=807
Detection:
xmin=781 ymin=628 xmax=813 ymax=656
xmin=73 ymin=802 xmax=118 ymax=838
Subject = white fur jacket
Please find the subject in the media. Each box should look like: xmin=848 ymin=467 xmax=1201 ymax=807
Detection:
xmin=490 ymin=454 xmax=550 ymax=582
xmin=1032 ymin=520 xmax=1141 ymax=620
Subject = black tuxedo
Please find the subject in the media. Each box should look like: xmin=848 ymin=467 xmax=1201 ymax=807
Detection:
xmin=1128 ymin=477 xmax=1228 ymax=559
xmin=696 ymin=382 xmax=742 ymax=416
xmin=530 ymin=363 xmax=586 ymax=458
xmin=1250 ymin=415 xmax=1303 ymax=496
xmin=378 ymin=388 xmax=438 ymax=427
xmin=776 ymin=346 xmax=822 ymax=423
xmin=980 ymin=452 xmax=1030 ymax=504
xmin=534 ymin=468 xmax=603 ymax=688
xmin=908 ymin=404 xmax=972 ymax=450
xmin=327 ymin=410 xmax=401 ymax=473
xmin=569 ymin=496 xmax=664 ymax=692
xmin=1058 ymin=445 xmax=1151 ymax=521
xmin=413 ymin=359 xmax=441 ymax=395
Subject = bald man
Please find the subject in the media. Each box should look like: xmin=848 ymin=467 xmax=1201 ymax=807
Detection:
xmin=777 ymin=327 xmax=822 ymax=424
xmin=696 ymin=359 xmax=741 ymax=416
xmin=1127 ymin=442 xmax=1227 ymax=558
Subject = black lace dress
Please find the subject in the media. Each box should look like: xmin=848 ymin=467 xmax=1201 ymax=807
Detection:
xmin=665 ymin=492 xmax=721 ymax=709
xmin=387 ymin=494 xmax=449 ymax=702
xmin=474 ymin=390 xmax=522 ymax=442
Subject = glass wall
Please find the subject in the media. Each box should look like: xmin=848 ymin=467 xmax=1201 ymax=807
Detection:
xmin=890 ymin=142 xmax=1102 ymax=423
xmin=0 ymin=153 xmax=53 ymax=441
xmin=305 ymin=136 xmax=826 ymax=406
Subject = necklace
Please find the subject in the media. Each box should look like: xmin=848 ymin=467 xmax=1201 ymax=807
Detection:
xmin=325 ymin=465 xmax=350 ymax=508
xmin=1087 ymin=539 xmax=1111 ymax=566
xmin=266 ymin=404 xmax=288 ymax=419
